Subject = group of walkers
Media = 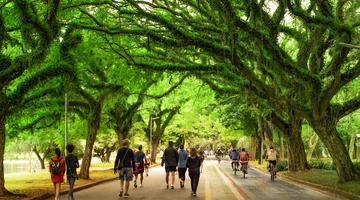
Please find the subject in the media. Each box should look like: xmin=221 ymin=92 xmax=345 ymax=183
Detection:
xmin=114 ymin=140 xmax=205 ymax=198
xmin=113 ymin=140 xmax=150 ymax=198
xmin=49 ymin=144 xmax=79 ymax=200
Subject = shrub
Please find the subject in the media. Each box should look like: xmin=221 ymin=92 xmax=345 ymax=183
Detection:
xmin=276 ymin=160 xmax=288 ymax=172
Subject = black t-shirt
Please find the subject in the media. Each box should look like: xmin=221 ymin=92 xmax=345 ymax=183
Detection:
xmin=114 ymin=147 xmax=135 ymax=169
xmin=162 ymin=147 xmax=179 ymax=167
xmin=65 ymin=153 xmax=79 ymax=176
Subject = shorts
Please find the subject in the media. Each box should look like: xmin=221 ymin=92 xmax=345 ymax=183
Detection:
xmin=119 ymin=168 xmax=133 ymax=181
xmin=165 ymin=166 xmax=177 ymax=173
xmin=134 ymin=162 xmax=145 ymax=175
xmin=269 ymin=160 xmax=277 ymax=166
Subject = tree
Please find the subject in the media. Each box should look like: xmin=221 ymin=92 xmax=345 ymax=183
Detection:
xmin=74 ymin=0 xmax=360 ymax=182
xmin=143 ymin=103 xmax=180 ymax=163
xmin=94 ymin=131 xmax=117 ymax=163
xmin=0 ymin=0 xmax=79 ymax=194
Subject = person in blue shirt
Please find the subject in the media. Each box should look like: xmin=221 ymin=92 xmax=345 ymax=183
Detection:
xmin=177 ymin=144 xmax=188 ymax=188
xmin=229 ymin=148 xmax=239 ymax=171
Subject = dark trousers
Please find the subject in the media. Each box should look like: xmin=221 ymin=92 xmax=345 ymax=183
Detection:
xmin=68 ymin=176 xmax=76 ymax=200
xmin=178 ymin=168 xmax=187 ymax=181
xmin=189 ymin=172 xmax=200 ymax=193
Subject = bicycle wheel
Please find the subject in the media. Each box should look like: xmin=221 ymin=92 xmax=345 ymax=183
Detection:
xmin=243 ymin=164 xmax=247 ymax=179
xmin=270 ymin=164 xmax=275 ymax=182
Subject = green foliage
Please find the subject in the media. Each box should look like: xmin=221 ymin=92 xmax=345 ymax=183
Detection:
xmin=276 ymin=160 xmax=288 ymax=172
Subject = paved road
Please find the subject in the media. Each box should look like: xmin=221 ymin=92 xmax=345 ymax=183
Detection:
xmin=53 ymin=160 xmax=347 ymax=200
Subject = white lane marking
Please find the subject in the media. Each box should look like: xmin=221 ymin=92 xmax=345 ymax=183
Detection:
xmin=212 ymin=161 xmax=246 ymax=200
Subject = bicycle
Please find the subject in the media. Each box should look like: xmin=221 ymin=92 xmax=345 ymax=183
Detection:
xmin=269 ymin=162 xmax=275 ymax=182
xmin=240 ymin=162 xmax=248 ymax=179
xmin=231 ymin=161 xmax=239 ymax=175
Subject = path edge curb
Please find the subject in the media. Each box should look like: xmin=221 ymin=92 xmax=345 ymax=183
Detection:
xmin=252 ymin=166 xmax=360 ymax=200
xmin=30 ymin=176 xmax=117 ymax=200
xmin=31 ymin=164 xmax=160 ymax=200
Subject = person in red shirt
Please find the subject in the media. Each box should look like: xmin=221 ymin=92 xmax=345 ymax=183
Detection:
xmin=239 ymin=148 xmax=250 ymax=174
xmin=49 ymin=148 xmax=66 ymax=200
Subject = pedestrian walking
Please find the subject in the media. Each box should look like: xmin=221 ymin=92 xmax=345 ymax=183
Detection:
xmin=178 ymin=144 xmax=188 ymax=188
xmin=144 ymin=150 xmax=151 ymax=176
xmin=134 ymin=145 xmax=147 ymax=188
xmin=114 ymin=139 xmax=135 ymax=198
xmin=186 ymin=148 xmax=202 ymax=196
xmin=65 ymin=144 xmax=79 ymax=200
xmin=161 ymin=141 xmax=179 ymax=189
xmin=49 ymin=148 xmax=66 ymax=200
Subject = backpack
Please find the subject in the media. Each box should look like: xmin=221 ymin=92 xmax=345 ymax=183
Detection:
xmin=51 ymin=158 xmax=62 ymax=175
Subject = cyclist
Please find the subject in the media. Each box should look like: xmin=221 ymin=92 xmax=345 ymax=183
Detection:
xmin=265 ymin=146 xmax=279 ymax=177
xmin=229 ymin=147 xmax=239 ymax=171
xmin=215 ymin=148 xmax=223 ymax=163
xmin=239 ymin=148 xmax=250 ymax=174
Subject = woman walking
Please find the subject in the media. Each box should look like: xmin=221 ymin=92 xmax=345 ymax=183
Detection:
xmin=186 ymin=148 xmax=202 ymax=196
xmin=49 ymin=148 xmax=66 ymax=200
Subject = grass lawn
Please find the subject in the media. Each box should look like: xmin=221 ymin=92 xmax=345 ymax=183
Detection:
xmin=282 ymin=169 xmax=360 ymax=197
xmin=3 ymin=163 xmax=115 ymax=200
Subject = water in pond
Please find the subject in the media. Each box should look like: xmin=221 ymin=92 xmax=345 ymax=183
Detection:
xmin=4 ymin=160 xmax=43 ymax=176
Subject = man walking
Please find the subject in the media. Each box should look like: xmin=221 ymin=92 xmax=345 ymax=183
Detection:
xmin=114 ymin=140 xmax=135 ymax=198
xmin=65 ymin=144 xmax=79 ymax=200
xmin=161 ymin=141 xmax=179 ymax=189
xmin=178 ymin=144 xmax=188 ymax=188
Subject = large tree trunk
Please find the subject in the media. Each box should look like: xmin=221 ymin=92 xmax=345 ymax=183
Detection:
xmin=263 ymin=120 xmax=274 ymax=147
xmin=347 ymin=106 xmax=355 ymax=159
xmin=349 ymin=132 xmax=356 ymax=159
xmin=307 ymin=132 xmax=319 ymax=160
xmin=249 ymin=135 xmax=257 ymax=161
xmin=150 ymin=140 xmax=160 ymax=163
xmin=285 ymin=118 xmax=309 ymax=171
xmin=0 ymin=118 xmax=10 ymax=196
xmin=79 ymin=120 xmax=99 ymax=179
xmin=278 ymin=132 xmax=285 ymax=160
xmin=104 ymin=150 xmax=112 ymax=163
xmin=115 ymin=128 xmax=129 ymax=146
xmin=311 ymin=119 xmax=359 ymax=182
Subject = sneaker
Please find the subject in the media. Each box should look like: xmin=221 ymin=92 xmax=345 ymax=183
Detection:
xmin=140 ymin=184 xmax=143 ymax=187
xmin=166 ymin=185 xmax=169 ymax=189
xmin=171 ymin=185 xmax=174 ymax=190
xmin=124 ymin=193 xmax=129 ymax=198
xmin=192 ymin=193 xmax=197 ymax=196
xmin=119 ymin=191 xmax=123 ymax=197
